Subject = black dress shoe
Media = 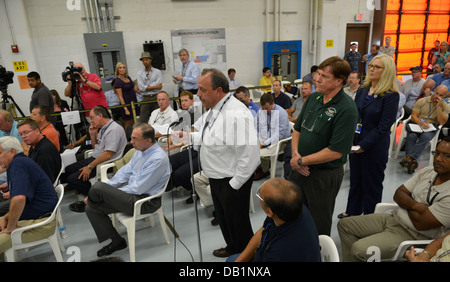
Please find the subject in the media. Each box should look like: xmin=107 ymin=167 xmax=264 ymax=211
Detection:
xmin=211 ymin=217 xmax=218 ymax=226
xmin=213 ymin=247 xmax=231 ymax=258
xmin=337 ymin=212 xmax=351 ymax=219
xmin=97 ymin=238 xmax=127 ymax=257
xmin=69 ymin=201 xmax=86 ymax=213
xmin=185 ymin=196 xmax=193 ymax=204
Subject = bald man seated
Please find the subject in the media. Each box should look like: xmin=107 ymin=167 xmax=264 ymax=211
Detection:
xmin=226 ymin=178 xmax=321 ymax=262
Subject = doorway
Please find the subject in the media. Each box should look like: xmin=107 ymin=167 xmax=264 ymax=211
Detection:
xmin=345 ymin=23 xmax=371 ymax=76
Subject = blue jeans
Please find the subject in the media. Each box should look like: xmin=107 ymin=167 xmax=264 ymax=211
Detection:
xmin=405 ymin=131 xmax=436 ymax=160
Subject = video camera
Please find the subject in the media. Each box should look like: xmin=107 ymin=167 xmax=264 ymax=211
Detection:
xmin=62 ymin=61 xmax=82 ymax=82
xmin=0 ymin=65 xmax=14 ymax=88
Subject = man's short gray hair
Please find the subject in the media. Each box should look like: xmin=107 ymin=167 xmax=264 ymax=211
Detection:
xmin=0 ymin=136 xmax=24 ymax=154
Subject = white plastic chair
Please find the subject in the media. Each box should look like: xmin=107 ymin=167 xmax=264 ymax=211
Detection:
xmin=318 ymin=235 xmax=340 ymax=262
xmin=388 ymin=108 xmax=404 ymax=158
xmin=84 ymin=149 xmax=124 ymax=181
xmin=374 ymin=203 xmax=432 ymax=261
xmin=260 ymin=137 xmax=292 ymax=179
xmin=52 ymin=164 xmax=67 ymax=251
xmin=4 ymin=184 xmax=65 ymax=262
xmin=394 ymin=117 xmax=442 ymax=166
xmin=109 ymin=178 xmax=171 ymax=262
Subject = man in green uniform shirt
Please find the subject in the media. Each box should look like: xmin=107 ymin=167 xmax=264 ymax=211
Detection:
xmin=289 ymin=56 xmax=358 ymax=236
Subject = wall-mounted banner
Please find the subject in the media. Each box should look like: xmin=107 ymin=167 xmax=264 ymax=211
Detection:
xmin=171 ymin=28 xmax=227 ymax=73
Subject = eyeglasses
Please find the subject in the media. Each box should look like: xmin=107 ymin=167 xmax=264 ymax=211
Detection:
xmin=368 ymin=64 xmax=384 ymax=70
xmin=432 ymin=151 xmax=450 ymax=160
xmin=19 ymin=130 xmax=35 ymax=137
xmin=301 ymin=110 xmax=323 ymax=132
xmin=256 ymin=186 xmax=264 ymax=202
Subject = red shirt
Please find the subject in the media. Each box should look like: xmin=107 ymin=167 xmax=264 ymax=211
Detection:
xmin=77 ymin=73 xmax=108 ymax=113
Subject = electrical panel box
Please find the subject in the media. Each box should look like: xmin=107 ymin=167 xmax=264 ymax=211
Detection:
xmin=263 ymin=40 xmax=302 ymax=82
xmin=143 ymin=41 xmax=166 ymax=70
xmin=83 ymin=31 xmax=127 ymax=92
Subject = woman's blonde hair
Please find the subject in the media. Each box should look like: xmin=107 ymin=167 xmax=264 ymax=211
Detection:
xmin=362 ymin=54 xmax=399 ymax=96
xmin=115 ymin=62 xmax=128 ymax=78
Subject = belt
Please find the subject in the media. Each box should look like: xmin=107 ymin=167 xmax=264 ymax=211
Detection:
xmin=36 ymin=211 xmax=52 ymax=219
xmin=143 ymin=94 xmax=158 ymax=98
xmin=308 ymin=165 xmax=343 ymax=171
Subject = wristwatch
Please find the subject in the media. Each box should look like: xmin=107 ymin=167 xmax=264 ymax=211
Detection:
xmin=87 ymin=165 xmax=93 ymax=170
xmin=297 ymin=157 xmax=303 ymax=166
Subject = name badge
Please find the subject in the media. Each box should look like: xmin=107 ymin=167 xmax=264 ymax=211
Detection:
xmin=355 ymin=123 xmax=362 ymax=134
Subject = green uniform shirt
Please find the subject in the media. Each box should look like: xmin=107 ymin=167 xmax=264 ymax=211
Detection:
xmin=293 ymin=88 xmax=358 ymax=168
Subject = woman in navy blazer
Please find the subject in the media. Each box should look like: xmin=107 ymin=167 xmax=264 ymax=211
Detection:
xmin=339 ymin=54 xmax=399 ymax=218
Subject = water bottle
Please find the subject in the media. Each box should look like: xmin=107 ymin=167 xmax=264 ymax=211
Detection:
xmin=60 ymin=225 xmax=69 ymax=239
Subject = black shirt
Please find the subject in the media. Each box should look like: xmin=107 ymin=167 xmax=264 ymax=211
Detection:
xmin=28 ymin=136 xmax=62 ymax=183
xmin=272 ymin=92 xmax=292 ymax=109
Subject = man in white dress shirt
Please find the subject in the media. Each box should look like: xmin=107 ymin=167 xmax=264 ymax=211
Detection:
xmin=190 ymin=68 xmax=260 ymax=258
xmin=148 ymin=91 xmax=178 ymax=138
xmin=227 ymin=68 xmax=241 ymax=94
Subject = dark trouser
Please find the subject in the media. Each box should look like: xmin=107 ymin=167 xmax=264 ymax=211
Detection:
xmin=139 ymin=96 xmax=159 ymax=124
xmin=346 ymin=149 xmax=388 ymax=216
xmin=61 ymin=157 xmax=96 ymax=196
xmin=0 ymin=198 xmax=10 ymax=217
xmin=85 ymin=182 xmax=161 ymax=243
xmin=289 ymin=166 xmax=344 ymax=236
xmin=169 ymin=149 xmax=199 ymax=191
xmin=210 ymin=177 xmax=254 ymax=255
xmin=283 ymin=141 xmax=292 ymax=179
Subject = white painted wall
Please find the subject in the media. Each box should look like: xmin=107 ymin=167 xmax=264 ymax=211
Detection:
xmin=0 ymin=0 xmax=373 ymax=116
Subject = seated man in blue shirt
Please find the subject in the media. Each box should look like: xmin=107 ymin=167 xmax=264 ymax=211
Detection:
xmin=85 ymin=123 xmax=171 ymax=257
xmin=227 ymin=178 xmax=321 ymax=262
xmin=254 ymin=93 xmax=291 ymax=180
xmin=0 ymin=136 xmax=58 ymax=255
xmin=234 ymin=86 xmax=260 ymax=117
xmin=431 ymin=62 xmax=450 ymax=90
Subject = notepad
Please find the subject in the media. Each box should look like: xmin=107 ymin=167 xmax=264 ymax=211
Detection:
xmin=408 ymin=123 xmax=436 ymax=133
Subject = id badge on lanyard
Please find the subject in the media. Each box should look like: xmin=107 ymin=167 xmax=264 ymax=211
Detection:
xmin=355 ymin=122 xmax=362 ymax=134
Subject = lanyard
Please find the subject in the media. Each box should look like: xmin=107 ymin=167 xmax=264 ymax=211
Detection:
xmin=427 ymin=175 xmax=440 ymax=206
xmin=206 ymin=94 xmax=232 ymax=130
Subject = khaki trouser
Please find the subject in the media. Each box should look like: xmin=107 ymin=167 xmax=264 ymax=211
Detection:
xmin=338 ymin=213 xmax=429 ymax=261
xmin=193 ymin=172 xmax=213 ymax=207
xmin=0 ymin=216 xmax=56 ymax=256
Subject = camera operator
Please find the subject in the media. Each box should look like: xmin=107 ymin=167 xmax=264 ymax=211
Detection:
xmin=64 ymin=62 xmax=108 ymax=115
xmin=27 ymin=71 xmax=54 ymax=115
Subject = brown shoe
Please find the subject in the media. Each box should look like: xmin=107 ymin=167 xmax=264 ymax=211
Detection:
xmin=213 ymin=247 xmax=231 ymax=258
xmin=407 ymin=160 xmax=418 ymax=174
xmin=399 ymin=156 xmax=412 ymax=167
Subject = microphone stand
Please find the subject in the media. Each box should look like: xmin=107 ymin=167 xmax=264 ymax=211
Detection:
xmin=166 ymin=116 xmax=203 ymax=262
xmin=186 ymin=121 xmax=203 ymax=262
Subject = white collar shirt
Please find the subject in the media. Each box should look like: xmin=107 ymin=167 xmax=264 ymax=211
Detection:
xmin=191 ymin=94 xmax=260 ymax=190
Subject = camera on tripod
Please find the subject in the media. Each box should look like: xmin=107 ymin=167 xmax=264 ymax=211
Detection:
xmin=62 ymin=61 xmax=82 ymax=82
xmin=0 ymin=65 xmax=14 ymax=89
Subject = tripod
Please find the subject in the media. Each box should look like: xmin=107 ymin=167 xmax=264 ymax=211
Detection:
xmin=0 ymin=86 xmax=25 ymax=118
xmin=67 ymin=79 xmax=89 ymax=142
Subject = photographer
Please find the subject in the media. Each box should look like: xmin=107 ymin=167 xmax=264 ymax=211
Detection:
xmin=64 ymin=62 xmax=108 ymax=115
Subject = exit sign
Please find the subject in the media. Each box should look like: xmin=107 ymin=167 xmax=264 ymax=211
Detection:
xmin=355 ymin=13 xmax=364 ymax=21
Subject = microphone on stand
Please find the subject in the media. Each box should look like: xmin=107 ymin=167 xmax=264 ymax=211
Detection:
xmin=169 ymin=117 xmax=184 ymax=128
